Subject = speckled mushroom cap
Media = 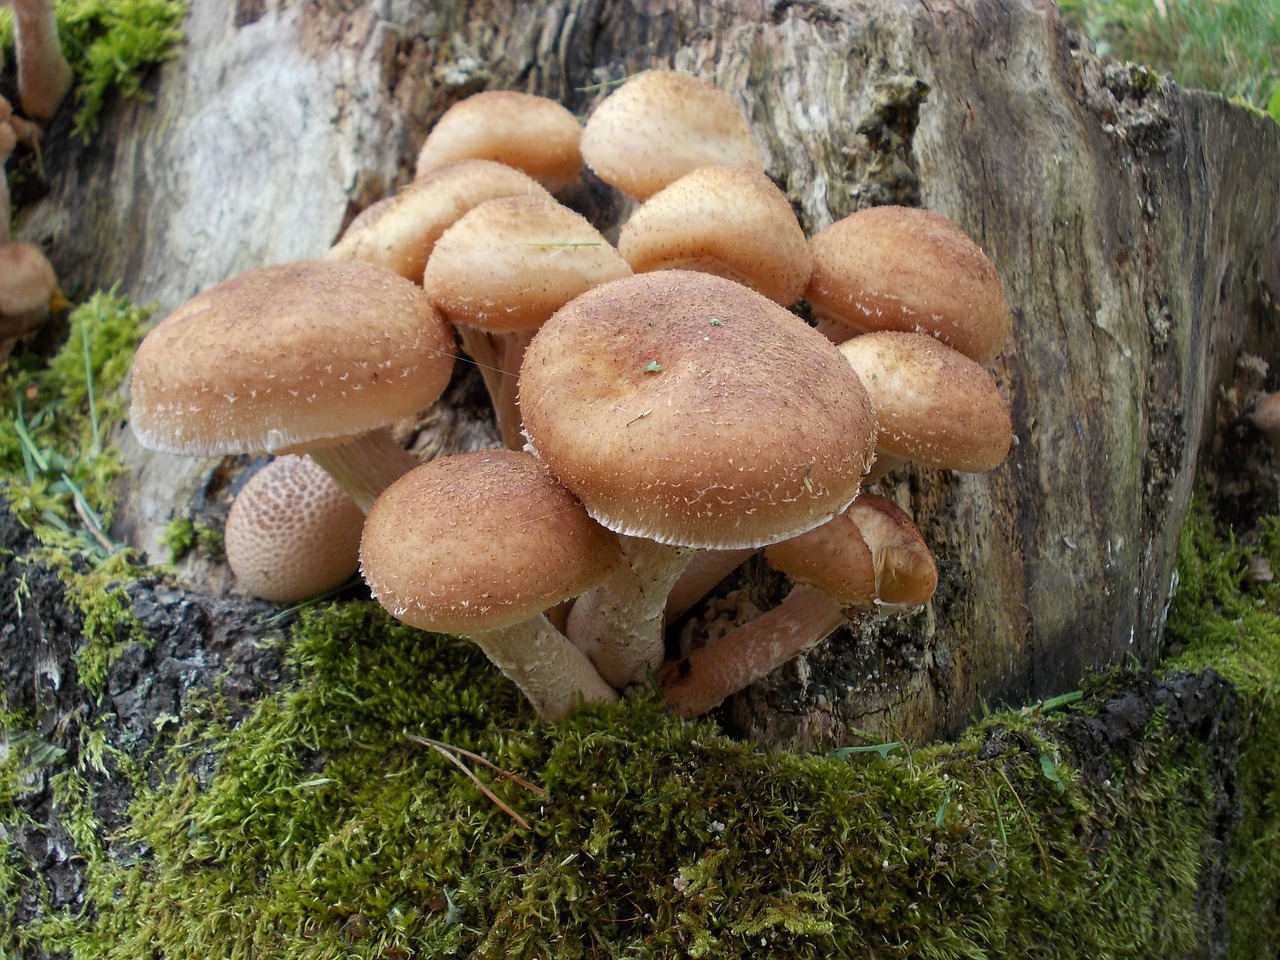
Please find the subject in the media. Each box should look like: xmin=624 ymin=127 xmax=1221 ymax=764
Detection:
xmin=519 ymin=270 xmax=877 ymax=549
xmin=325 ymin=160 xmax=555 ymax=282
xmin=763 ymin=508 xmax=876 ymax=609
xmin=579 ymin=70 xmax=763 ymax=200
xmin=359 ymin=449 xmax=623 ymax=634
xmin=224 ymin=455 xmax=365 ymax=603
xmin=414 ymin=91 xmax=584 ymax=192
xmin=847 ymin=493 xmax=937 ymax=607
xmin=838 ymin=331 xmax=1012 ymax=473
xmin=423 ymin=195 xmax=632 ymax=332
xmin=130 ymin=259 xmax=456 ymax=456
xmin=806 ymin=205 xmax=1011 ymax=363
xmin=617 ymin=165 xmax=813 ymax=306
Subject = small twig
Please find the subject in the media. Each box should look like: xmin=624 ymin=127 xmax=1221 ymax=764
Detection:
xmin=997 ymin=764 xmax=1051 ymax=876
xmin=407 ymin=734 xmax=545 ymax=830
xmin=62 ymin=473 xmax=118 ymax=555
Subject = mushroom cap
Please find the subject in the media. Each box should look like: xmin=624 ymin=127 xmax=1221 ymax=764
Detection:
xmin=579 ymin=70 xmax=763 ymax=200
xmin=617 ymin=165 xmax=813 ymax=306
xmin=763 ymin=508 xmax=876 ymax=609
xmin=423 ymin=195 xmax=632 ymax=332
xmin=839 ymin=331 xmax=1012 ymax=473
xmin=846 ymin=494 xmax=938 ymax=607
xmin=130 ymin=259 xmax=456 ymax=456
xmin=806 ymin=205 xmax=1011 ymax=363
xmin=224 ymin=454 xmax=365 ymax=603
xmin=1253 ymin=392 xmax=1280 ymax=450
xmin=0 ymin=240 xmax=58 ymax=316
xmin=519 ymin=270 xmax=877 ymax=549
xmin=325 ymin=160 xmax=555 ymax=282
xmin=359 ymin=449 xmax=623 ymax=634
xmin=415 ymin=91 xmax=584 ymax=192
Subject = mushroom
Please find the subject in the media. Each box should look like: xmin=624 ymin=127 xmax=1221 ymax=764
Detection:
xmin=0 ymin=0 xmax=72 ymax=124
xmin=838 ymin=330 xmax=1013 ymax=480
xmin=422 ymin=194 xmax=632 ymax=447
xmin=659 ymin=494 xmax=936 ymax=717
xmin=806 ymin=205 xmax=1011 ymax=363
xmin=1252 ymin=392 xmax=1280 ymax=454
xmin=414 ymin=91 xmax=584 ymax=192
xmin=359 ymin=449 xmax=623 ymax=721
xmin=579 ymin=69 xmax=763 ymax=201
xmin=518 ymin=270 xmax=876 ymax=687
xmin=129 ymin=259 xmax=456 ymax=511
xmin=0 ymin=239 xmax=67 ymax=356
xmin=617 ymin=165 xmax=813 ymax=307
xmin=325 ymin=159 xmax=555 ymax=283
xmin=224 ymin=454 xmax=365 ymax=603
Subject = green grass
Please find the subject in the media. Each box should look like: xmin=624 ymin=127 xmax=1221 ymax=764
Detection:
xmin=1059 ymin=0 xmax=1280 ymax=119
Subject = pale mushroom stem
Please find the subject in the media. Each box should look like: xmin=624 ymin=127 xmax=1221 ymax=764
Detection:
xmin=455 ymin=324 xmax=536 ymax=449
xmin=4 ymin=0 xmax=73 ymax=123
xmin=664 ymin=547 xmax=757 ymax=624
xmin=471 ymin=612 xmax=619 ymax=722
xmin=566 ymin=536 xmax=693 ymax=688
xmin=299 ymin=429 xmax=419 ymax=513
xmin=659 ymin=583 xmax=868 ymax=718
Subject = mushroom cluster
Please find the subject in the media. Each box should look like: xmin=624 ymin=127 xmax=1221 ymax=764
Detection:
xmin=129 ymin=70 xmax=1014 ymax=723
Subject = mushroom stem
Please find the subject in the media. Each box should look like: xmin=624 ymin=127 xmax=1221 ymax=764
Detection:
xmin=299 ymin=429 xmax=419 ymax=513
xmin=567 ymin=535 xmax=693 ymax=688
xmin=3 ymin=0 xmax=73 ymax=123
xmin=472 ymin=613 xmax=619 ymax=722
xmin=455 ymin=323 xmax=535 ymax=449
xmin=659 ymin=584 xmax=864 ymax=718
xmin=664 ymin=547 xmax=757 ymax=624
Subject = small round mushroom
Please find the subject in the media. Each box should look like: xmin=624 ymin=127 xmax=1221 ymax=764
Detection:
xmin=0 ymin=239 xmax=67 ymax=356
xmin=423 ymin=194 xmax=632 ymax=447
xmin=415 ymin=91 xmax=584 ymax=192
xmin=224 ymin=454 xmax=365 ymax=603
xmin=806 ymin=205 xmax=1011 ymax=363
xmin=617 ymin=165 xmax=813 ymax=306
xmin=360 ymin=449 xmax=623 ymax=721
xmin=839 ymin=330 xmax=1012 ymax=479
xmin=579 ymin=69 xmax=763 ymax=201
xmin=130 ymin=259 xmax=456 ymax=511
xmin=519 ymin=270 xmax=876 ymax=686
xmin=0 ymin=0 xmax=72 ymax=124
xmin=1252 ymin=392 xmax=1280 ymax=454
xmin=325 ymin=160 xmax=555 ymax=283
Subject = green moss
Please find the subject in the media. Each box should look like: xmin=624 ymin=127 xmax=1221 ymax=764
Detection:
xmin=0 ymin=0 xmax=187 ymax=138
xmin=160 ymin=515 xmax=224 ymax=564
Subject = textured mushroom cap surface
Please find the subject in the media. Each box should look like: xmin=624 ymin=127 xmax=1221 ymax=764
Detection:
xmin=424 ymin=195 xmax=631 ymax=332
xmin=839 ymin=331 xmax=1012 ymax=473
xmin=325 ymin=160 xmax=554 ymax=282
xmin=520 ymin=270 xmax=877 ymax=549
xmin=360 ymin=450 xmax=623 ymax=634
xmin=225 ymin=455 xmax=365 ymax=603
xmin=0 ymin=241 xmax=58 ymax=315
xmin=130 ymin=259 xmax=456 ymax=456
xmin=618 ymin=165 xmax=812 ymax=306
xmin=764 ymin=509 xmax=876 ymax=607
xmin=579 ymin=70 xmax=763 ymax=200
xmin=806 ymin=205 xmax=1011 ymax=362
xmin=414 ymin=91 xmax=584 ymax=191
xmin=847 ymin=493 xmax=938 ymax=607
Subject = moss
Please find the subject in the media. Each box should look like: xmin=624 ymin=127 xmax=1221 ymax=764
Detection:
xmin=159 ymin=515 xmax=224 ymax=564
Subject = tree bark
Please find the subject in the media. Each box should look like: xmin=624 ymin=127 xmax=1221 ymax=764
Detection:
xmin=16 ymin=0 xmax=1280 ymax=750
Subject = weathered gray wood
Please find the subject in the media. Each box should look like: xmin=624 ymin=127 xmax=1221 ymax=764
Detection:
xmin=17 ymin=0 xmax=1280 ymax=747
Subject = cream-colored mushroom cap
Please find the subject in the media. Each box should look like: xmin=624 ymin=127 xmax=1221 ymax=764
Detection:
xmin=359 ymin=450 xmax=623 ymax=635
xmin=617 ymin=165 xmax=812 ymax=306
xmin=225 ymin=455 xmax=364 ymax=603
xmin=415 ymin=91 xmax=584 ymax=192
xmin=764 ymin=509 xmax=876 ymax=609
xmin=130 ymin=259 xmax=455 ymax=456
xmin=326 ymin=160 xmax=555 ymax=282
xmin=424 ymin=195 xmax=631 ymax=332
xmin=847 ymin=494 xmax=938 ymax=607
xmin=520 ymin=270 xmax=877 ymax=549
xmin=839 ymin=331 xmax=1011 ymax=473
xmin=0 ymin=241 xmax=58 ymax=316
xmin=807 ymin=205 xmax=1011 ymax=363
xmin=580 ymin=70 xmax=763 ymax=200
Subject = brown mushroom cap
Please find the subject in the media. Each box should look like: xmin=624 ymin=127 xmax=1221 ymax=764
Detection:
xmin=839 ymin=331 xmax=1012 ymax=473
xmin=414 ymin=91 xmax=584 ymax=192
xmin=617 ymin=165 xmax=813 ymax=306
xmin=763 ymin=509 xmax=876 ymax=609
xmin=130 ymin=259 xmax=455 ymax=457
xmin=806 ymin=205 xmax=1011 ymax=363
xmin=579 ymin=70 xmax=763 ymax=200
xmin=359 ymin=449 xmax=623 ymax=635
xmin=846 ymin=494 xmax=938 ymax=607
xmin=224 ymin=455 xmax=365 ymax=603
xmin=0 ymin=240 xmax=59 ymax=316
xmin=423 ymin=195 xmax=632 ymax=332
xmin=1253 ymin=392 xmax=1280 ymax=451
xmin=520 ymin=270 xmax=876 ymax=549
xmin=325 ymin=160 xmax=555 ymax=282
